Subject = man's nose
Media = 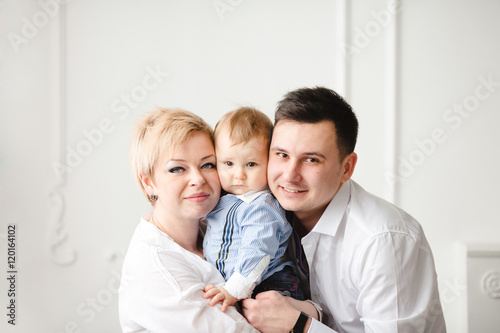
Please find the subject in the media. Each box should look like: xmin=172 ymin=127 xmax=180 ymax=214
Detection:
xmin=282 ymin=160 xmax=302 ymax=183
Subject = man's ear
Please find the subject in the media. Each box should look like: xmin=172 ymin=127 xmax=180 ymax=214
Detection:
xmin=341 ymin=152 xmax=357 ymax=183
xmin=139 ymin=174 xmax=156 ymax=196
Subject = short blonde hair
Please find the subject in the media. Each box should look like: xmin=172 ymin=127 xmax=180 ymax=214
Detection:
xmin=130 ymin=107 xmax=214 ymax=204
xmin=214 ymin=107 xmax=273 ymax=146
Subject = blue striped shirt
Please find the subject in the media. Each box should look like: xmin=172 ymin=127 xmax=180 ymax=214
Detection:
xmin=203 ymin=189 xmax=293 ymax=299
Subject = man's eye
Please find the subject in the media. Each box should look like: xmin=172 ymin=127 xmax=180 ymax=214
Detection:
xmin=305 ymin=157 xmax=319 ymax=163
xmin=224 ymin=161 xmax=233 ymax=166
xmin=202 ymin=163 xmax=216 ymax=169
xmin=169 ymin=167 xmax=184 ymax=173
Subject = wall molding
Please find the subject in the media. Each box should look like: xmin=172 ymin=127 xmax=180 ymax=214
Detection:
xmin=47 ymin=3 xmax=76 ymax=266
xmin=482 ymin=270 xmax=500 ymax=299
xmin=337 ymin=0 xmax=350 ymax=100
xmin=385 ymin=0 xmax=401 ymax=205
xmin=338 ymin=0 xmax=400 ymax=204
xmin=461 ymin=243 xmax=500 ymax=332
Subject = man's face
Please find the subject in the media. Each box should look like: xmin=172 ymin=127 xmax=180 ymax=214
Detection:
xmin=267 ymin=120 xmax=356 ymax=225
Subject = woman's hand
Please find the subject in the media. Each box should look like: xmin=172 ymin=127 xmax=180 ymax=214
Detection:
xmin=203 ymin=285 xmax=239 ymax=312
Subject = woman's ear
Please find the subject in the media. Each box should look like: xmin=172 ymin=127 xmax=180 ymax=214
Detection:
xmin=139 ymin=174 xmax=155 ymax=196
xmin=341 ymin=152 xmax=358 ymax=184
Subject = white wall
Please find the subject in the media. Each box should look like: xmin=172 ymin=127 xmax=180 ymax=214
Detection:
xmin=1 ymin=0 xmax=499 ymax=332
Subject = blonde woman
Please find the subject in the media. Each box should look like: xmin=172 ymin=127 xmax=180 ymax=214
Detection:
xmin=119 ymin=107 xmax=258 ymax=332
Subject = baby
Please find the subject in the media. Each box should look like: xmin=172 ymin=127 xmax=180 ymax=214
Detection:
xmin=203 ymin=107 xmax=302 ymax=312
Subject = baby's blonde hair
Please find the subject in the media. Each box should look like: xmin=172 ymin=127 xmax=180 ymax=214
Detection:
xmin=130 ymin=107 xmax=214 ymax=204
xmin=214 ymin=107 xmax=273 ymax=146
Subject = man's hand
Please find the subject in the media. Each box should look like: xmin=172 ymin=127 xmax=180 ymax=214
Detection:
xmin=203 ymin=285 xmax=238 ymax=312
xmin=241 ymin=291 xmax=307 ymax=333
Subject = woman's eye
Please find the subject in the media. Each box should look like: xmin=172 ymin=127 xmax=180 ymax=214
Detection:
xmin=224 ymin=161 xmax=233 ymax=167
xmin=202 ymin=163 xmax=216 ymax=169
xmin=169 ymin=167 xmax=185 ymax=173
xmin=277 ymin=152 xmax=288 ymax=158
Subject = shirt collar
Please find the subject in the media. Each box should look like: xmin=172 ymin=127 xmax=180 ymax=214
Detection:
xmin=310 ymin=180 xmax=352 ymax=237
xmin=235 ymin=187 xmax=270 ymax=204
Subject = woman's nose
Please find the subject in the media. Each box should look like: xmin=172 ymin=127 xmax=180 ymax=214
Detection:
xmin=189 ymin=169 xmax=207 ymax=186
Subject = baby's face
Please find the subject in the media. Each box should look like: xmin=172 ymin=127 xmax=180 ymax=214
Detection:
xmin=215 ymin=127 xmax=269 ymax=195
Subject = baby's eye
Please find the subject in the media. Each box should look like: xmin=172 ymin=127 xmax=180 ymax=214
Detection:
xmin=224 ymin=161 xmax=234 ymax=167
xmin=246 ymin=162 xmax=257 ymax=167
xmin=169 ymin=167 xmax=185 ymax=173
xmin=202 ymin=163 xmax=216 ymax=169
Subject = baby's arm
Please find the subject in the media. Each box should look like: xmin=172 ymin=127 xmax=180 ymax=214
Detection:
xmin=203 ymin=285 xmax=239 ymax=312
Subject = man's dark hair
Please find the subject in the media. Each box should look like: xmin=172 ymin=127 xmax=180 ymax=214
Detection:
xmin=275 ymin=86 xmax=358 ymax=159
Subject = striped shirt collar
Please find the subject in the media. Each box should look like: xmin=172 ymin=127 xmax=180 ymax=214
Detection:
xmin=235 ymin=187 xmax=270 ymax=204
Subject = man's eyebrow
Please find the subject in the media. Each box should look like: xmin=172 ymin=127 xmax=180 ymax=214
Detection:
xmin=270 ymin=146 xmax=326 ymax=159
xmin=270 ymin=146 xmax=287 ymax=152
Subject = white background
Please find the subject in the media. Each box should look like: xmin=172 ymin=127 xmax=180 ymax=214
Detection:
xmin=1 ymin=0 xmax=499 ymax=332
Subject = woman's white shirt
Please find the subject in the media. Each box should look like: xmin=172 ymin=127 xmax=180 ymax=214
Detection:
xmin=119 ymin=214 xmax=258 ymax=333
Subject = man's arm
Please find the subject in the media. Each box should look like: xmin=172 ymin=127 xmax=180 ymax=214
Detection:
xmin=353 ymin=229 xmax=446 ymax=332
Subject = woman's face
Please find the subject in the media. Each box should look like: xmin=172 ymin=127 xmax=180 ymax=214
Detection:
xmin=147 ymin=132 xmax=221 ymax=223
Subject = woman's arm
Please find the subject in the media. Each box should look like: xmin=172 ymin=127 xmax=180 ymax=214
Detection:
xmin=120 ymin=238 xmax=259 ymax=333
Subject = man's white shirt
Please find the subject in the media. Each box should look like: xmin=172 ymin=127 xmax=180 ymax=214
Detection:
xmin=303 ymin=180 xmax=446 ymax=333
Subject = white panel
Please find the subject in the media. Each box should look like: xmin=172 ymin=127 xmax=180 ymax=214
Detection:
xmin=466 ymin=244 xmax=500 ymax=333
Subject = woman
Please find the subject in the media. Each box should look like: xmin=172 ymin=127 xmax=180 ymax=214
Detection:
xmin=119 ymin=107 xmax=258 ymax=332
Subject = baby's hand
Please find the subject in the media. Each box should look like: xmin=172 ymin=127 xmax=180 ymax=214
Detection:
xmin=203 ymin=285 xmax=238 ymax=312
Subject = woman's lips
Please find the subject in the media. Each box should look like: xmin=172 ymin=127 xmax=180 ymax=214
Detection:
xmin=186 ymin=192 xmax=210 ymax=202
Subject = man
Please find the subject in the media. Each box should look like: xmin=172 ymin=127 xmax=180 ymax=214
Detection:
xmin=242 ymin=87 xmax=446 ymax=332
